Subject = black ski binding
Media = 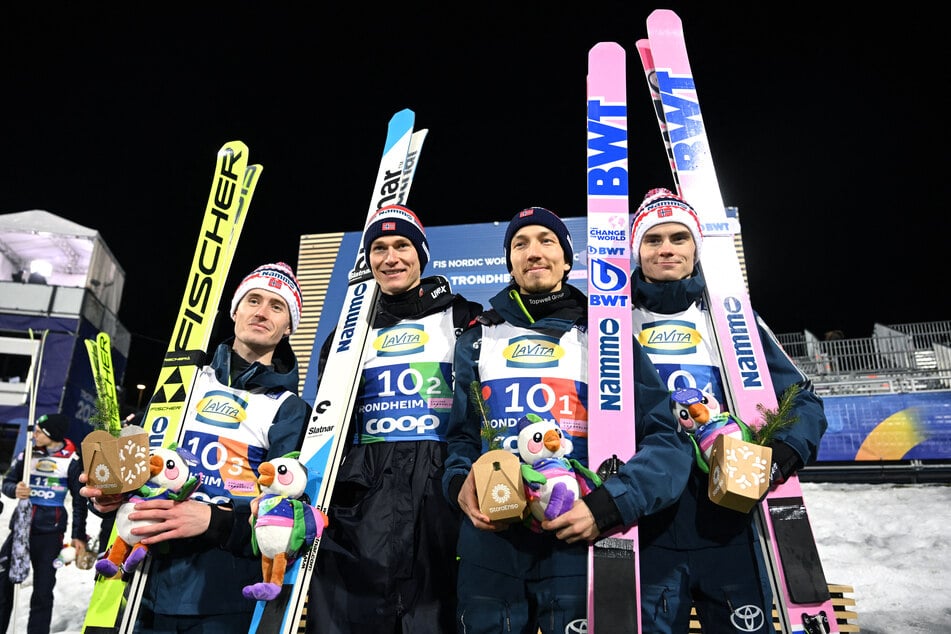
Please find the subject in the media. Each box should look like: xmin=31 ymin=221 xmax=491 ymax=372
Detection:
xmin=597 ymin=454 xmax=626 ymax=482
xmin=802 ymin=611 xmax=831 ymax=634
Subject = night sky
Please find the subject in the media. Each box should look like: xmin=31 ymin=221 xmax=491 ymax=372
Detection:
xmin=2 ymin=3 xmax=947 ymax=400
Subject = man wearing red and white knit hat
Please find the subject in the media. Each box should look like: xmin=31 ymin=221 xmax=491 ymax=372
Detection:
xmin=629 ymin=187 xmax=828 ymax=634
xmin=81 ymin=261 xmax=312 ymax=631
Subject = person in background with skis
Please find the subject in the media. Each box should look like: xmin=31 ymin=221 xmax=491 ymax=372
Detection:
xmin=80 ymin=262 xmax=312 ymax=632
xmin=629 ymin=188 xmax=828 ymax=634
xmin=442 ymin=207 xmax=693 ymax=634
xmin=308 ymin=204 xmax=483 ymax=634
xmin=0 ymin=412 xmax=88 ymax=634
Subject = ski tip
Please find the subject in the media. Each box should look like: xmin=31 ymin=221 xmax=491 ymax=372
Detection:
xmin=390 ymin=109 xmax=416 ymax=126
xmin=647 ymin=8 xmax=682 ymax=28
xmin=588 ymin=41 xmax=626 ymax=65
xmin=387 ymin=110 xmax=416 ymax=138
xmin=589 ymin=42 xmax=625 ymax=58
xmin=590 ymin=41 xmax=623 ymax=51
xmin=220 ymin=140 xmax=249 ymax=152
xmin=245 ymin=163 xmax=263 ymax=178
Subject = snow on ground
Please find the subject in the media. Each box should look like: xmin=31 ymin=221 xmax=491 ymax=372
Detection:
xmin=1 ymin=482 xmax=948 ymax=632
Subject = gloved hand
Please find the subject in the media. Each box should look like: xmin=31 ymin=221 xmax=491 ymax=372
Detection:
xmin=767 ymin=440 xmax=801 ymax=486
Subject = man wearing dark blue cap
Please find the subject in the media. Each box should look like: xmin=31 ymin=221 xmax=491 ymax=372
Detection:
xmin=442 ymin=207 xmax=692 ymax=633
xmin=309 ymin=205 xmax=483 ymax=634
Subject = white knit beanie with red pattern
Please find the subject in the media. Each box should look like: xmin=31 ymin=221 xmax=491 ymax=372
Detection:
xmin=630 ymin=188 xmax=704 ymax=267
xmin=229 ymin=262 xmax=303 ymax=334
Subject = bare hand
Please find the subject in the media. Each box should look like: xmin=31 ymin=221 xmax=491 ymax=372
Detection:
xmin=14 ymin=482 xmax=29 ymax=500
xmin=72 ymin=537 xmax=87 ymax=555
xmin=457 ymin=471 xmax=504 ymax=532
xmin=129 ymin=499 xmax=214 ymax=546
xmin=541 ymin=500 xmax=600 ymax=544
xmin=78 ymin=472 xmax=125 ymax=513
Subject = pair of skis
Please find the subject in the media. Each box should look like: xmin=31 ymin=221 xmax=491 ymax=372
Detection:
xmin=634 ymin=10 xmax=838 ymax=634
xmin=247 ymin=108 xmax=427 ymax=633
xmin=82 ymin=141 xmax=260 ymax=633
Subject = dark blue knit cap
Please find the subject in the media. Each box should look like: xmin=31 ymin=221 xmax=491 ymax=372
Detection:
xmin=503 ymin=207 xmax=574 ymax=275
xmin=363 ymin=204 xmax=430 ymax=272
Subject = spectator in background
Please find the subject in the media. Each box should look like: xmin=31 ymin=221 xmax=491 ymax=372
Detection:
xmin=0 ymin=413 xmax=87 ymax=634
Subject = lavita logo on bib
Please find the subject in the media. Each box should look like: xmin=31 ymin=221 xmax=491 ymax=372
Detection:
xmin=503 ymin=334 xmax=563 ymax=369
xmin=194 ymin=390 xmax=248 ymax=428
xmin=638 ymin=319 xmax=700 ymax=355
xmin=374 ymin=324 xmax=428 ymax=356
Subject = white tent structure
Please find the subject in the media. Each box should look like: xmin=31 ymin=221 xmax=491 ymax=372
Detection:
xmin=0 ymin=210 xmax=129 ymax=425
xmin=0 ymin=209 xmax=125 ymax=316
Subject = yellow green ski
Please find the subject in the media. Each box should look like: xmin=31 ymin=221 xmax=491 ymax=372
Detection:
xmin=82 ymin=141 xmax=261 ymax=633
xmin=85 ymin=332 xmax=122 ymax=436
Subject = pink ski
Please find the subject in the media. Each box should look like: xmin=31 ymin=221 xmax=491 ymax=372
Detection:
xmin=585 ymin=41 xmax=639 ymax=633
xmin=645 ymin=9 xmax=839 ymax=634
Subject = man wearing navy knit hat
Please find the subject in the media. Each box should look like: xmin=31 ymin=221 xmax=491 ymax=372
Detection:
xmin=502 ymin=205 xmax=575 ymax=282
xmin=81 ymin=262 xmax=312 ymax=631
xmin=309 ymin=205 xmax=482 ymax=634
xmin=442 ymin=206 xmax=692 ymax=633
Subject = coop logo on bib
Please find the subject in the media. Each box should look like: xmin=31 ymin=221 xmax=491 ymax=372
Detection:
xmin=638 ymin=319 xmax=700 ymax=355
xmin=194 ymin=390 xmax=248 ymax=428
xmin=374 ymin=324 xmax=427 ymax=357
xmin=503 ymin=334 xmax=563 ymax=369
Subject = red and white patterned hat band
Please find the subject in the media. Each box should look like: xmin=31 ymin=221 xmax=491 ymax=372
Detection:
xmin=630 ymin=188 xmax=703 ymax=267
xmin=229 ymin=262 xmax=303 ymax=334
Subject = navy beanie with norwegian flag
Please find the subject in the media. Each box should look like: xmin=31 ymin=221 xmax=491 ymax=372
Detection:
xmin=362 ymin=205 xmax=430 ymax=272
xmin=503 ymin=206 xmax=574 ymax=275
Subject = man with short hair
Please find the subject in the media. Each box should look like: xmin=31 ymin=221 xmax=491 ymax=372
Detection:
xmin=630 ymin=188 xmax=828 ymax=633
xmin=442 ymin=206 xmax=693 ymax=633
xmin=309 ymin=205 xmax=483 ymax=634
xmin=81 ymin=261 xmax=312 ymax=631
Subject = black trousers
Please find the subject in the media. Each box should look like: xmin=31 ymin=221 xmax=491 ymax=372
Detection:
xmin=0 ymin=526 xmax=64 ymax=634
